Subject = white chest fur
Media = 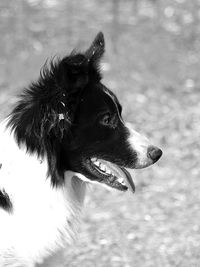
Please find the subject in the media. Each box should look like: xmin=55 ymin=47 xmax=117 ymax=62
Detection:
xmin=0 ymin=120 xmax=86 ymax=266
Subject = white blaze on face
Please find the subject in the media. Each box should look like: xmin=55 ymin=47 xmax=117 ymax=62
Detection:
xmin=125 ymin=122 xmax=153 ymax=169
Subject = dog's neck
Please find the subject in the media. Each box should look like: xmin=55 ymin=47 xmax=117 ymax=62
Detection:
xmin=64 ymin=172 xmax=87 ymax=208
xmin=60 ymin=172 xmax=87 ymax=241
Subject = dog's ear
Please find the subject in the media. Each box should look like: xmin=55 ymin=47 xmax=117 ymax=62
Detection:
xmin=58 ymin=54 xmax=89 ymax=91
xmin=85 ymin=32 xmax=105 ymax=62
xmin=57 ymin=32 xmax=105 ymax=91
xmin=56 ymin=54 xmax=89 ymax=123
xmin=85 ymin=32 xmax=105 ymax=77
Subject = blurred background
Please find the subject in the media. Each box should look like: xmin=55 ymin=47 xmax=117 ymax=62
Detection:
xmin=0 ymin=0 xmax=200 ymax=266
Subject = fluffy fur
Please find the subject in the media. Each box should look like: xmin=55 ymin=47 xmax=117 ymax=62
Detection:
xmin=0 ymin=32 xmax=162 ymax=267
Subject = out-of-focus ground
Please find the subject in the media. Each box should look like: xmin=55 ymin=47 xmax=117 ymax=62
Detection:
xmin=1 ymin=0 xmax=200 ymax=266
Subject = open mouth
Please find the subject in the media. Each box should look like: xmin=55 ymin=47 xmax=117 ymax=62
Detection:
xmin=86 ymin=157 xmax=135 ymax=193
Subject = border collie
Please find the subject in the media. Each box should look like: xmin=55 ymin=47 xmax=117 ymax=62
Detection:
xmin=0 ymin=32 xmax=162 ymax=267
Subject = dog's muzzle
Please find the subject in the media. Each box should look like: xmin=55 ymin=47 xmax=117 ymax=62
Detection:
xmin=126 ymin=123 xmax=162 ymax=169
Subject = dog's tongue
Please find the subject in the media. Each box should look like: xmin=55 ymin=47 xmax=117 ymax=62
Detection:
xmin=100 ymin=160 xmax=135 ymax=193
xmin=120 ymin=167 xmax=135 ymax=193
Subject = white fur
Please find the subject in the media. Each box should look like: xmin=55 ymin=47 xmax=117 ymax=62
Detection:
xmin=103 ymin=90 xmax=154 ymax=169
xmin=0 ymin=119 xmax=86 ymax=267
xmin=0 ymin=116 xmax=154 ymax=267
xmin=126 ymin=122 xmax=153 ymax=168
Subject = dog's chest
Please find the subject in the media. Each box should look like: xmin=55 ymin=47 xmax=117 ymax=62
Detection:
xmin=0 ymin=120 xmax=84 ymax=265
xmin=0 ymin=175 xmax=81 ymax=262
xmin=0 ymin=181 xmax=82 ymax=267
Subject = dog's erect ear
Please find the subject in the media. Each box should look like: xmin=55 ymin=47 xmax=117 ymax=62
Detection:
xmin=58 ymin=54 xmax=89 ymax=91
xmin=58 ymin=32 xmax=105 ymax=90
xmin=85 ymin=32 xmax=105 ymax=66
xmin=56 ymin=54 xmax=89 ymax=123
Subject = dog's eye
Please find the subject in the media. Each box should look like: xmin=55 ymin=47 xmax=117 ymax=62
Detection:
xmin=100 ymin=113 xmax=112 ymax=126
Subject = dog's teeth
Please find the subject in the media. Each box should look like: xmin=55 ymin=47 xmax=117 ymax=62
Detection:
xmin=100 ymin=164 xmax=106 ymax=172
xmin=106 ymin=169 xmax=111 ymax=175
xmin=94 ymin=161 xmax=100 ymax=167
xmin=118 ymin=178 xmax=124 ymax=184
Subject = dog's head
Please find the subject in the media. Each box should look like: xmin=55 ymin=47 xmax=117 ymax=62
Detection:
xmin=56 ymin=32 xmax=162 ymax=192
xmin=9 ymin=32 xmax=162 ymax=192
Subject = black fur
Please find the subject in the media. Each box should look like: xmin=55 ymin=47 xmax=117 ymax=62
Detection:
xmin=0 ymin=187 xmax=13 ymax=212
xmin=7 ymin=32 xmax=137 ymax=187
xmin=8 ymin=32 xmax=105 ymax=186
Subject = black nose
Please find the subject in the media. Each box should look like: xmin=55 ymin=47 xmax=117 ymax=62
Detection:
xmin=147 ymin=146 xmax=162 ymax=162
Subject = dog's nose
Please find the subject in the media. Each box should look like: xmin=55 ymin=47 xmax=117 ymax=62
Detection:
xmin=147 ymin=146 xmax=162 ymax=162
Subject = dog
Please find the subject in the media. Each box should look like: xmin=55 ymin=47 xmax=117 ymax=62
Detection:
xmin=0 ymin=32 xmax=162 ymax=267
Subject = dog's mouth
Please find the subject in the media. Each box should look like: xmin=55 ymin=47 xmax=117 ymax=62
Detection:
xmin=84 ymin=157 xmax=135 ymax=193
